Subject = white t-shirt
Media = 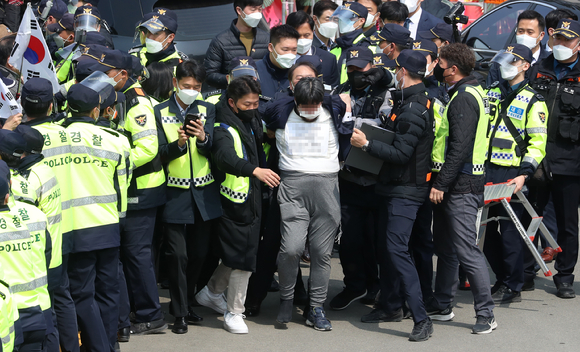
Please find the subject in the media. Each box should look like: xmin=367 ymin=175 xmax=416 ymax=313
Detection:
xmin=276 ymin=107 xmax=339 ymax=174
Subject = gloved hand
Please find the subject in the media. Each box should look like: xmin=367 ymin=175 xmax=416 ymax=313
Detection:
xmin=361 ymin=67 xmax=386 ymax=86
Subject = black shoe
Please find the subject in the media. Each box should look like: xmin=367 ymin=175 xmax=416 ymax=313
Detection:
xmin=425 ymin=300 xmax=454 ymax=321
xmin=472 ymin=315 xmax=497 ymax=334
xmin=171 ymin=317 xmax=188 ymax=334
xmin=556 ymin=283 xmax=576 ymax=299
xmin=329 ymin=288 xmax=366 ymax=310
xmin=522 ymin=280 xmax=535 ymax=292
xmin=361 ymin=307 xmax=403 ymax=323
xmin=409 ymin=317 xmax=433 ymax=342
xmin=244 ymin=305 xmax=261 ymax=317
xmin=269 ymin=278 xmax=280 ymax=292
xmin=491 ymin=285 xmax=521 ymax=303
xmin=490 ymin=281 xmax=502 ymax=295
xmin=360 ymin=287 xmax=380 ymax=305
xmin=117 ymin=327 xmax=130 ymax=342
xmin=187 ymin=311 xmax=203 ymax=324
xmin=131 ymin=318 xmax=168 ymax=335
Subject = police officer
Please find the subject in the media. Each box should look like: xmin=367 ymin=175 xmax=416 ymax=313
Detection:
xmin=483 ymin=44 xmax=549 ymax=303
xmin=89 ymin=50 xmax=167 ymax=335
xmin=351 ymin=49 xmax=434 ymax=342
xmin=0 ymin=142 xmax=47 ymax=352
xmin=204 ymin=57 xmax=261 ymax=106
xmin=65 ymin=82 xmax=128 ymax=352
xmin=330 ymin=2 xmax=371 ymax=84
xmin=70 ymin=0 xmax=115 ymax=49
xmin=131 ymin=8 xmax=187 ymax=71
xmin=427 ymin=43 xmax=496 ymax=334
xmin=0 ymin=260 xmax=18 ymax=352
xmin=417 ymin=22 xmax=454 ymax=49
xmin=155 ymin=60 xmax=222 ymax=334
xmin=20 ymin=78 xmax=79 ymax=352
xmin=376 ymin=24 xmax=411 ymax=60
xmin=528 ymin=19 xmax=580 ymax=299
xmin=73 ymin=5 xmax=114 ymax=48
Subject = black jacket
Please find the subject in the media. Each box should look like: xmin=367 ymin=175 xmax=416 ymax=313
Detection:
xmin=211 ymin=97 xmax=265 ymax=272
xmin=311 ymin=46 xmax=340 ymax=89
xmin=204 ymin=19 xmax=270 ymax=90
xmin=432 ymin=75 xmax=486 ymax=194
xmin=368 ymin=83 xmax=433 ymax=202
xmin=255 ymin=54 xmax=289 ymax=101
xmin=529 ymin=54 xmax=580 ymax=176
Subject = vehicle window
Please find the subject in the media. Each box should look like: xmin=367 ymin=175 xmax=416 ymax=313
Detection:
xmin=464 ymin=2 xmax=529 ymax=51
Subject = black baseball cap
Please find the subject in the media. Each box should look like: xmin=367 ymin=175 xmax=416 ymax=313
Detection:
xmin=0 ymin=160 xmax=10 ymax=198
xmin=504 ymin=44 xmax=534 ymax=64
xmin=384 ymin=49 xmax=427 ymax=76
xmin=411 ymin=40 xmax=438 ymax=57
xmin=377 ymin=24 xmax=411 ymax=46
xmin=346 ymin=46 xmax=373 ymax=69
xmin=418 ymin=23 xmax=454 ymax=44
xmin=47 ymin=13 xmax=74 ymax=33
xmin=74 ymin=5 xmax=101 ymax=21
xmin=35 ymin=0 xmax=68 ymax=21
xmin=85 ymin=32 xmax=108 ymax=47
xmin=21 ymin=78 xmax=54 ymax=104
xmin=295 ymin=55 xmax=323 ymax=77
xmin=15 ymin=125 xmax=44 ymax=154
xmin=139 ymin=8 xmax=178 ymax=34
xmin=67 ymin=83 xmax=101 ymax=113
xmin=372 ymin=53 xmax=389 ymax=67
xmin=101 ymin=90 xmax=125 ymax=109
xmin=554 ymin=19 xmax=580 ymax=39
xmin=340 ymin=2 xmax=368 ymax=20
xmin=0 ymin=129 xmax=26 ymax=157
xmin=89 ymin=49 xmax=133 ymax=73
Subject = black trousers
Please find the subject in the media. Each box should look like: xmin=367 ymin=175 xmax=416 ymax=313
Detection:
xmin=164 ymin=208 xmax=213 ymax=318
xmin=18 ymin=329 xmax=45 ymax=352
xmin=118 ymin=207 xmax=163 ymax=325
xmin=409 ymin=197 xmax=434 ymax=301
xmin=69 ymin=247 xmax=119 ymax=352
xmin=53 ymin=254 xmax=79 ymax=352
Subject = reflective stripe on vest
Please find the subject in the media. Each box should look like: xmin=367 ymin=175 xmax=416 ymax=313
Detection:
xmin=214 ymin=123 xmax=250 ymax=203
xmin=160 ymin=105 xmax=214 ymax=189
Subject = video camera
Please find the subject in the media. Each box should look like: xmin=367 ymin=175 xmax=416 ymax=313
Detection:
xmin=444 ymin=2 xmax=469 ymax=44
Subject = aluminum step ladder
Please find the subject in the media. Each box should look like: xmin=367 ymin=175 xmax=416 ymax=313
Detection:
xmin=475 ymin=182 xmax=560 ymax=277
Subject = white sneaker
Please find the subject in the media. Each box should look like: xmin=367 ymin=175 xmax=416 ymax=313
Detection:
xmin=223 ymin=312 xmax=248 ymax=334
xmin=195 ymin=286 xmax=227 ymax=314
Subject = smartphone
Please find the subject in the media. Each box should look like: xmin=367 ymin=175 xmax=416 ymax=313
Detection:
xmin=183 ymin=113 xmax=201 ymax=137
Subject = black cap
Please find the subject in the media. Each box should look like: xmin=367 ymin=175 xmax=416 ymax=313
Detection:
xmin=228 ymin=56 xmax=258 ymax=73
xmin=345 ymin=46 xmax=373 ymax=69
xmin=67 ymin=83 xmax=101 ymax=113
xmin=15 ymin=125 xmax=44 ymax=154
xmin=101 ymin=90 xmax=125 ymax=109
xmin=78 ymin=43 xmax=108 ymax=62
xmin=21 ymin=78 xmax=54 ymax=104
xmin=384 ymin=49 xmax=427 ymax=76
xmin=554 ymin=19 xmax=580 ymax=39
xmin=505 ymin=44 xmax=533 ymax=64
xmin=342 ymin=2 xmax=368 ymax=19
xmin=411 ymin=40 xmax=438 ymax=57
xmin=75 ymin=57 xmax=99 ymax=81
xmin=85 ymin=32 xmax=108 ymax=47
xmin=418 ymin=23 xmax=454 ymax=44
xmin=0 ymin=129 xmax=26 ymax=157
xmin=47 ymin=13 xmax=74 ymax=33
xmin=377 ymin=24 xmax=411 ymax=46
xmin=295 ymin=55 xmax=323 ymax=76
xmin=89 ymin=49 xmax=133 ymax=72
xmin=139 ymin=8 xmax=178 ymax=33
xmin=372 ymin=53 xmax=389 ymax=67
xmin=0 ymin=160 xmax=10 ymax=198
xmin=74 ymin=5 xmax=101 ymax=21
xmin=36 ymin=0 xmax=68 ymax=21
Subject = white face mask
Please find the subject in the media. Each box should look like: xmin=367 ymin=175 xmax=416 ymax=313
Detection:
xmin=176 ymin=86 xmax=199 ymax=106
xmin=339 ymin=18 xmax=357 ymax=34
xmin=106 ymin=71 xmax=123 ymax=87
xmin=272 ymin=47 xmax=296 ymax=69
xmin=316 ymin=19 xmax=338 ymax=39
xmin=297 ymin=105 xmax=323 ymax=120
xmin=401 ymin=0 xmax=420 ymax=13
xmin=516 ymin=34 xmax=541 ymax=50
xmin=242 ymin=10 xmax=262 ymax=28
xmin=145 ymin=35 xmax=169 ymax=54
xmin=375 ymin=46 xmax=384 ymax=54
xmin=297 ymin=38 xmax=312 ymax=55
xmin=500 ymin=63 xmax=522 ymax=81
xmin=394 ymin=69 xmax=405 ymax=90
xmin=425 ymin=62 xmax=434 ymax=77
xmin=365 ymin=13 xmax=376 ymax=28
xmin=553 ymin=43 xmax=578 ymax=61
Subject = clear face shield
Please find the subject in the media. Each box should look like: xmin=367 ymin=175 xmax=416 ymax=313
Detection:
xmin=74 ymin=13 xmax=100 ymax=32
xmin=230 ymin=66 xmax=260 ymax=80
xmin=79 ymin=71 xmax=116 ymax=105
xmin=490 ymin=49 xmax=521 ymax=66
xmin=331 ymin=7 xmax=360 ymax=34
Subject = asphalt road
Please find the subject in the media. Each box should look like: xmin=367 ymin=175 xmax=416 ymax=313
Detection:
xmin=119 ymin=251 xmax=580 ymax=352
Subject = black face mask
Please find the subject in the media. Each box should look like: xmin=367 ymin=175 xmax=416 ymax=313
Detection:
xmin=433 ymin=64 xmax=447 ymax=83
xmin=236 ymin=108 xmax=259 ymax=122
xmin=347 ymin=70 xmax=369 ymax=90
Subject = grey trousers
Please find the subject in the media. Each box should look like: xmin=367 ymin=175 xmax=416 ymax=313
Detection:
xmin=208 ymin=263 xmax=252 ymax=314
xmin=277 ymin=171 xmax=341 ymax=307
xmin=432 ymin=193 xmax=495 ymax=318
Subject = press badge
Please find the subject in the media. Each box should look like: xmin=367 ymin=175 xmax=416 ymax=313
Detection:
xmin=285 ymin=123 xmax=329 ymax=157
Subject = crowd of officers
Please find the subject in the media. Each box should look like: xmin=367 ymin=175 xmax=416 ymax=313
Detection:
xmin=0 ymin=0 xmax=577 ymax=350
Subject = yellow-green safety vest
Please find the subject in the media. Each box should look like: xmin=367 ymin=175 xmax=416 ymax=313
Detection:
xmin=214 ymin=123 xmax=250 ymax=203
xmin=431 ymin=97 xmax=447 ymax=172
xmin=486 ymin=85 xmax=548 ymax=169
xmin=159 ymin=104 xmax=214 ymax=189
xmin=0 ymin=264 xmax=17 ymax=352
xmin=131 ymin=47 xmax=183 ymax=74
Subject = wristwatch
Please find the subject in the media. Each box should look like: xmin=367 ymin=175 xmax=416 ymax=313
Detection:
xmin=362 ymin=141 xmax=370 ymax=152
